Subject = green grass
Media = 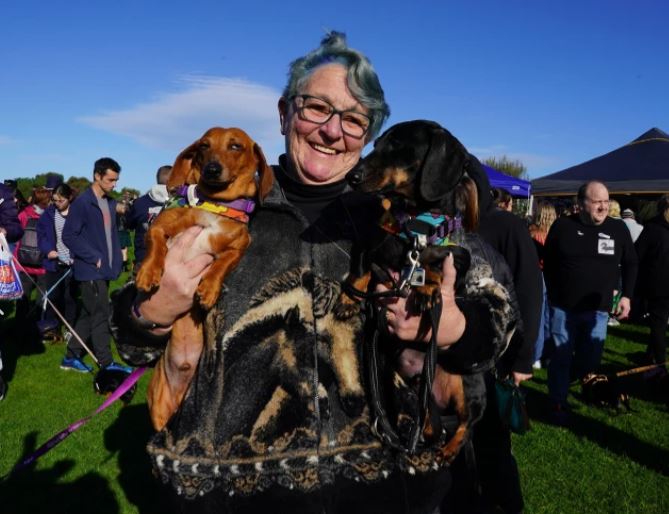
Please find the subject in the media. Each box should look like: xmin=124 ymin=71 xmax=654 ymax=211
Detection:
xmin=514 ymin=324 xmax=669 ymax=513
xmin=1 ymin=293 xmax=668 ymax=513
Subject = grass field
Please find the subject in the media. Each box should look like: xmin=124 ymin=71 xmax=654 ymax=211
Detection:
xmin=1 ymin=293 xmax=668 ymax=513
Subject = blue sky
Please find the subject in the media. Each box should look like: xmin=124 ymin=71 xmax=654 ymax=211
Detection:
xmin=1 ymin=0 xmax=667 ymax=193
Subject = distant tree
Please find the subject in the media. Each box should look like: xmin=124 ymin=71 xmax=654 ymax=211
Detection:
xmin=483 ymin=155 xmax=528 ymax=179
xmin=10 ymin=174 xmax=126 ymax=203
xmin=119 ymin=187 xmax=140 ymax=201
xmin=32 ymin=172 xmax=56 ymax=188
xmin=13 ymin=173 xmax=76 ymax=199
xmin=15 ymin=177 xmax=35 ymax=201
xmin=66 ymin=176 xmax=91 ymax=196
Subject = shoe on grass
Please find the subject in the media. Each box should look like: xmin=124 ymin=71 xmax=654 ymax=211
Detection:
xmin=548 ymin=402 xmax=571 ymax=427
xmin=607 ymin=317 xmax=620 ymax=327
xmin=60 ymin=357 xmax=93 ymax=373
xmin=104 ymin=361 xmax=133 ymax=374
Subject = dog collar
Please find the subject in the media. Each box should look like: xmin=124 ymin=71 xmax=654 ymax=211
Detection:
xmin=381 ymin=209 xmax=462 ymax=247
xmin=168 ymin=185 xmax=256 ymax=223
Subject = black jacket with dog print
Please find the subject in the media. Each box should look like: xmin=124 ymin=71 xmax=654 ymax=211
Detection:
xmin=111 ymin=161 xmax=517 ymax=514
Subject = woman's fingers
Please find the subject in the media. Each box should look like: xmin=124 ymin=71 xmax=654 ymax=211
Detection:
xmin=184 ymin=253 xmax=215 ymax=279
xmin=147 ymin=227 xmax=214 ymax=322
xmin=376 ymin=254 xmax=461 ymax=343
xmin=440 ymin=253 xmax=457 ymax=298
xmin=165 ymin=226 xmax=213 ymax=280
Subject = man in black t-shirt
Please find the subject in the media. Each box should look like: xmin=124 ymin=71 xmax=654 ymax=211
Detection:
xmin=543 ymin=181 xmax=637 ymax=424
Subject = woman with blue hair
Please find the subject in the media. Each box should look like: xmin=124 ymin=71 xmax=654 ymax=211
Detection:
xmin=111 ymin=32 xmax=514 ymax=513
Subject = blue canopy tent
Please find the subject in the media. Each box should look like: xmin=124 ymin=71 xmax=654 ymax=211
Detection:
xmin=531 ymin=128 xmax=669 ymax=196
xmin=483 ymin=164 xmax=532 ymax=198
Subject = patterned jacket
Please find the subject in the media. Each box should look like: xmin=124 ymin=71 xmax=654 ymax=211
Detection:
xmin=111 ymin=165 xmax=517 ymax=514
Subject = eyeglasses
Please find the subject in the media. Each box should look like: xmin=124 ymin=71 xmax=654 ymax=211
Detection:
xmin=291 ymin=95 xmax=371 ymax=138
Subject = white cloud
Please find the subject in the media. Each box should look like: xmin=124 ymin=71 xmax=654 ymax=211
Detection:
xmin=77 ymin=76 xmax=285 ymax=156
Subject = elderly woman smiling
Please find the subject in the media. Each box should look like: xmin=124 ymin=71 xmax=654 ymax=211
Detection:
xmin=111 ymin=32 xmax=514 ymax=514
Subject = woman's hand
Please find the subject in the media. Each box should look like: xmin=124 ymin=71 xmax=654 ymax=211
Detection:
xmin=513 ymin=371 xmax=533 ymax=386
xmin=137 ymin=226 xmax=213 ymax=328
xmin=375 ymin=253 xmax=465 ymax=348
xmin=615 ymin=296 xmax=631 ymax=320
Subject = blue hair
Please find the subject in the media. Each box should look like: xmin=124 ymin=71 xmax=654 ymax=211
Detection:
xmin=282 ymin=31 xmax=390 ymax=140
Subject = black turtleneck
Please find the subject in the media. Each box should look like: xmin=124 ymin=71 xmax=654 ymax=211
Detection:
xmin=273 ymin=155 xmax=349 ymax=224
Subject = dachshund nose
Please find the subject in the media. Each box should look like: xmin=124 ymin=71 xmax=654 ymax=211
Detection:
xmin=347 ymin=165 xmax=364 ymax=187
xmin=203 ymin=161 xmax=223 ymax=180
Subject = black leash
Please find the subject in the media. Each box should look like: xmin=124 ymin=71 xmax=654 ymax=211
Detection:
xmin=367 ymin=296 xmax=443 ymax=455
xmin=412 ymin=300 xmax=442 ymax=452
xmin=367 ymin=305 xmax=405 ymax=451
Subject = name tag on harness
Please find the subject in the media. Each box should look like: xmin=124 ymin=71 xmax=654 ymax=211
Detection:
xmin=598 ymin=239 xmax=614 ymax=255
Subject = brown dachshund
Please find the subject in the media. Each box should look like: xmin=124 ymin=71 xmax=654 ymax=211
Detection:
xmin=135 ymin=127 xmax=273 ymax=429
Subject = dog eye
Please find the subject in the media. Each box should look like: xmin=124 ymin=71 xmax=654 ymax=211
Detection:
xmin=228 ymin=143 xmax=243 ymax=151
xmin=198 ymin=142 xmax=210 ymax=151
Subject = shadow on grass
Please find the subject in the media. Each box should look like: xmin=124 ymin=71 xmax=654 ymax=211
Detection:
xmin=524 ymin=387 xmax=669 ymax=476
xmin=104 ymin=403 xmax=171 ymax=514
xmin=0 ymin=432 xmax=120 ymax=514
xmin=607 ymin=324 xmax=649 ymax=346
xmin=0 ymin=314 xmax=48 ymax=383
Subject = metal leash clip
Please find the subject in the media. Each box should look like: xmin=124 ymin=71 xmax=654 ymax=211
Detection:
xmin=399 ymin=250 xmax=426 ymax=290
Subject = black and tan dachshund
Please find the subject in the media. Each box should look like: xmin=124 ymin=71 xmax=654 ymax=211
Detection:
xmin=337 ymin=120 xmax=478 ymax=463
xmin=337 ymin=119 xmax=472 ymax=318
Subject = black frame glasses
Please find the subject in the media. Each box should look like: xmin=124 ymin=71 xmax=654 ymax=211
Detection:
xmin=291 ymin=94 xmax=371 ymax=138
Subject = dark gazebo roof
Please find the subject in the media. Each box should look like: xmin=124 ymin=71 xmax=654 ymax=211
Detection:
xmin=532 ymin=128 xmax=669 ymax=196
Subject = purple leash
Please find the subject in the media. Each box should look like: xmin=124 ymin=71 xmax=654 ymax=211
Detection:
xmin=7 ymin=366 xmax=147 ymax=477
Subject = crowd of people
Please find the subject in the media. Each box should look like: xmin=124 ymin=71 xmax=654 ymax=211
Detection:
xmin=0 ymin=31 xmax=668 ymax=514
xmin=0 ymin=161 xmax=171 ymax=391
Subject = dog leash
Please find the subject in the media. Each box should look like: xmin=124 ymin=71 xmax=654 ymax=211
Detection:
xmin=3 ymin=366 xmax=146 ymax=479
xmin=39 ymin=266 xmax=72 ymax=311
xmin=612 ymin=361 xmax=669 ymax=378
xmin=367 ymin=299 xmax=444 ymax=455
xmin=12 ymin=255 xmax=99 ymax=366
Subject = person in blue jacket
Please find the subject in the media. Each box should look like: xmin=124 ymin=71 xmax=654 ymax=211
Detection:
xmin=0 ymin=182 xmax=23 ymax=400
xmin=125 ymin=164 xmax=172 ymax=271
xmin=36 ymin=183 xmax=78 ymax=344
xmin=62 ymin=158 xmax=130 ymax=374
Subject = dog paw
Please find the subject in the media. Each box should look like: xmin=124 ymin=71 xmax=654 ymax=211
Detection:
xmin=196 ymin=284 xmax=221 ymax=310
xmin=413 ymin=284 xmax=440 ymax=312
xmin=333 ymin=300 xmax=361 ymax=320
xmin=135 ymin=266 xmax=162 ymax=292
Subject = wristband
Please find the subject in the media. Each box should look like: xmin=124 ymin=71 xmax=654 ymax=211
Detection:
xmin=131 ymin=300 xmax=173 ymax=330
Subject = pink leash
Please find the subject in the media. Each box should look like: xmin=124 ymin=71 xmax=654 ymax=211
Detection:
xmin=6 ymin=366 xmax=147 ymax=477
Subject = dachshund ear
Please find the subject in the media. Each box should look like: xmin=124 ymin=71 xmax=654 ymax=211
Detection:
xmin=167 ymin=140 xmax=201 ymax=191
xmin=254 ymin=143 xmax=274 ymax=203
xmin=419 ymin=127 xmax=468 ymax=204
